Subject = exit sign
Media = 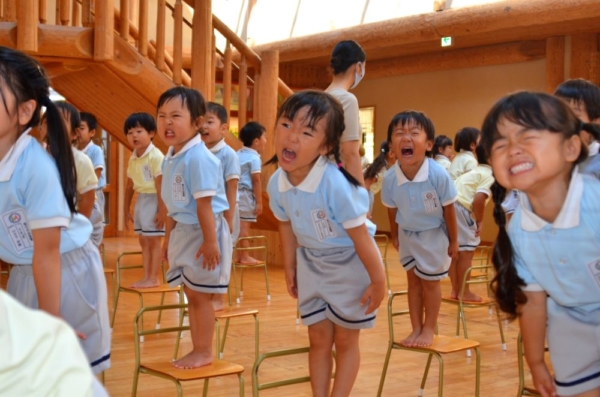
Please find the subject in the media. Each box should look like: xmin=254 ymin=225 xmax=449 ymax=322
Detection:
xmin=441 ymin=37 xmax=452 ymax=47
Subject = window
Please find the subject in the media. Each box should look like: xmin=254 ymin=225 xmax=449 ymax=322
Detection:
xmin=359 ymin=107 xmax=375 ymax=164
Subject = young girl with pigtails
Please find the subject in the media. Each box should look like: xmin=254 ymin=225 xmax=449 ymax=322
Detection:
xmin=482 ymin=91 xmax=600 ymax=397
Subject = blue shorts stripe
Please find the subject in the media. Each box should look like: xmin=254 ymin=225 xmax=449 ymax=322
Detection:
xmin=555 ymin=370 xmax=600 ymax=388
xmin=327 ymin=304 xmax=375 ymax=324
xmin=301 ymin=307 xmax=326 ymax=319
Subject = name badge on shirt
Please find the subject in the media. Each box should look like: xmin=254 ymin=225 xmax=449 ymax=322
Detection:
xmin=172 ymin=174 xmax=187 ymax=202
xmin=311 ymin=209 xmax=336 ymax=242
xmin=142 ymin=164 xmax=153 ymax=182
xmin=422 ymin=190 xmax=439 ymax=213
xmin=587 ymin=259 xmax=600 ymax=290
xmin=1 ymin=209 xmax=33 ymax=253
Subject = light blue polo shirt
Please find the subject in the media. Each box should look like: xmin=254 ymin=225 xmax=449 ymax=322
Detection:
xmin=509 ymin=170 xmax=600 ymax=324
xmin=161 ymin=135 xmax=229 ymax=224
xmin=82 ymin=141 xmax=106 ymax=189
xmin=381 ymin=158 xmax=457 ymax=232
xmin=237 ymin=147 xmax=261 ymax=190
xmin=210 ymin=139 xmax=241 ymax=190
xmin=0 ymin=130 xmax=92 ymax=264
xmin=268 ymin=156 xmax=375 ymax=249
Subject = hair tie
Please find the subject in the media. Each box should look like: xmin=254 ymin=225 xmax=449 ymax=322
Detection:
xmin=40 ymin=96 xmax=52 ymax=107
xmin=337 ymin=162 xmax=343 ymax=168
xmin=579 ymin=120 xmax=586 ymax=131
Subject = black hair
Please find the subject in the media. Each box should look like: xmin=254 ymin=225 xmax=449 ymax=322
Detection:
xmin=480 ymin=91 xmax=595 ymax=318
xmin=0 ymin=47 xmax=76 ymax=213
xmin=80 ymin=111 xmax=97 ymax=131
xmin=454 ymin=127 xmax=480 ymax=152
xmin=364 ymin=141 xmax=390 ymax=180
xmin=475 ymin=144 xmax=488 ymax=165
xmin=265 ymin=90 xmax=359 ymax=186
xmin=239 ymin=121 xmax=266 ymax=147
xmin=124 ymin=112 xmax=156 ymax=135
xmin=330 ymin=40 xmax=366 ymax=76
xmin=386 ymin=110 xmax=435 ymax=157
xmin=54 ymin=101 xmax=81 ymax=136
xmin=554 ymin=78 xmax=600 ymax=121
xmin=157 ymin=86 xmax=206 ymax=122
xmin=432 ymin=135 xmax=453 ymax=157
xmin=206 ymin=101 xmax=228 ymax=124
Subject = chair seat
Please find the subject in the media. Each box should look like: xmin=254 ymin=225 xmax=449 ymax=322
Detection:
xmin=121 ymin=284 xmax=179 ymax=294
xmin=234 ymin=260 xmax=266 ymax=267
xmin=215 ymin=307 xmax=259 ymax=319
xmin=442 ymin=295 xmax=496 ymax=306
xmin=103 ymin=268 xmax=115 ymax=274
xmin=141 ymin=359 xmax=244 ymax=381
xmin=393 ymin=334 xmax=479 ymax=354
xmin=470 ymin=271 xmax=488 ymax=279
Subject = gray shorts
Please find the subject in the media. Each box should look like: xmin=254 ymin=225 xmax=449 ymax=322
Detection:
xmin=232 ymin=203 xmax=240 ymax=244
xmin=297 ymin=245 xmax=381 ymax=330
xmin=398 ymin=225 xmax=450 ymax=281
xmin=90 ymin=202 xmax=104 ymax=247
xmin=547 ymin=299 xmax=600 ymax=396
xmin=166 ymin=215 xmax=233 ymax=294
xmin=238 ymin=188 xmax=256 ymax=222
xmin=7 ymin=240 xmax=111 ymax=374
xmin=455 ymin=202 xmax=479 ymax=252
xmin=134 ymin=193 xmax=165 ymax=237
xmin=95 ymin=189 xmax=105 ymax=223
xmin=368 ymin=190 xmax=375 ymax=215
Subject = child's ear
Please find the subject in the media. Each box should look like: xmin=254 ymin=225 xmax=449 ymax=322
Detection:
xmin=194 ymin=115 xmax=204 ymax=129
xmin=149 ymin=130 xmax=156 ymax=140
xmin=318 ymin=143 xmax=332 ymax=156
xmin=220 ymin=123 xmax=229 ymax=133
xmin=565 ymin=134 xmax=582 ymax=162
xmin=89 ymin=128 xmax=96 ymax=137
xmin=18 ymin=99 xmax=36 ymax=126
xmin=426 ymin=139 xmax=434 ymax=152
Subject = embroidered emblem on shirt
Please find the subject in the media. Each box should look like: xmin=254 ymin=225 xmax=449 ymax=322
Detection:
xmin=311 ymin=209 xmax=336 ymax=241
xmin=1 ymin=209 xmax=33 ymax=253
xmin=142 ymin=164 xmax=153 ymax=182
xmin=172 ymin=174 xmax=187 ymax=202
xmin=588 ymin=259 xmax=600 ymax=290
xmin=422 ymin=190 xmax=439 ymax=213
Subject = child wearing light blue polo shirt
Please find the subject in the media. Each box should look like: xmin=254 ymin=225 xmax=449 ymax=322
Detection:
xmin=0 ymin=48 xmax=110 ymax=375
xmin=267 ymin=91 xmax=385 ymax=396
xmin=481 ymin=92 xmax=600 ymax=397
xmin=157 ymin=86 xmax=232 ymax=370
xmin=79 ymin=112 xmax=106 ymax=231
xmin=382 ymin=110 xmax=458 ymax=348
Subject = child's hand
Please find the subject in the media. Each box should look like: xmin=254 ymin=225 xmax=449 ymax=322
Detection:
xmin=196 ymin=241 xmax=220 ymax=270
xmin=254 ymin=202 xmax=263 ymax=216
xmin=530 ymin=362 xmax=557 ymax=397
xmin=448 ymin=241 xmax=459 ymax=259
xmin=391 ymin=237 xmax=399 ymax=251
xmin=284 ymin=269 xmax=298 ymax=299
xmin=360 ymin=280 xmax=386 ymax=315
xmin=125 ymin=212 xmax=133 ymax=231
xmin=475 ymin=221 xmax=483 ymax=237
xmin=154 ymin=210 xmax=165 ymax=230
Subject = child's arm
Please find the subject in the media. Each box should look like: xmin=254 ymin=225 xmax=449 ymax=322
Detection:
xmin=153 ymin=175 xmax=166 ymax=229
xmin=251 ymin=173 xmax=263 ymax=216
xmin=124 ymin=177 xmax=134 ymax=230
xmin=32 ymin=227 xmax=61 ymax=317
xmin=162 ymin=216 xmax=176 ymax=262
xmin=471 ymin=192 xmax=488 ymax=237
xmin=442 ymin=203 xmax=459 ymax=259
xmin=78 ymin=190 xmax=95 ymax=219
xmin=387 ymin=207 xmax=399 ymax=251
xmin=519 ymin=291 xmax=556 ymax=397
xmin=195 ymin=197 xmax=220 ymax=270
xmin=224 ymin=178 xmax=239 ymax=233
xmin=346 ymin=225 xmax=386 ymax=314
xmin=94 ymin=168 xmax=102 ymax=181
xmin=278 ymin=221 xmax=299 ymax=299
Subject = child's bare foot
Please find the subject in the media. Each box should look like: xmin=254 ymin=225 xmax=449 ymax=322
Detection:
xmin=400 ymin=329 xmax=421 ymax=347
xmin=413 ymin=328 xmax=435 ymax=347
xmin=462 ymin=291 xmax=483 ymax=302
xmin=449 ymin=290 xmax=459 ymax=300
xmin=237 ymin=256 xmax=261 ymax=265
xmin=172 ymin=350 xmax=213 ymax=369
xmin=130 ymin=278 xmax=160 ymax=289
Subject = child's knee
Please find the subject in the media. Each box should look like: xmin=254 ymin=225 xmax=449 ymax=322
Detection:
xmin=308 ymin=322 xmax=334 ymax=349
xmin=333 ymin=327 xmax=360 ymax=350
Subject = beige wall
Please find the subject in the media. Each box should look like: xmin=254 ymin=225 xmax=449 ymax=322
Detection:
xmin=354 ymin=59 xmax=546 ymax=243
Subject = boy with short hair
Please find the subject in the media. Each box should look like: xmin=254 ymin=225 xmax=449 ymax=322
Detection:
xmin=79 ymin=112 xmax=107 ymax=229
xmin=201 ymin=102 xmax=240 ymax=310
xmin=237 ymin=121 xmax=267 ymax=264
xmin=124 ymin=112 xmax=166 ymax=288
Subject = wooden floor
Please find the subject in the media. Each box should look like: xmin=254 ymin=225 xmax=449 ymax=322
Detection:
xmin=3 ymin=237 xmax=534 ymax=396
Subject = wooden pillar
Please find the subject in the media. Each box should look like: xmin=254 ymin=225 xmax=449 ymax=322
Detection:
xmin=210 ymin=33 xmax=216 ymax=101
xmin=94 ymin=0 xmax=113 ymax=60
xmin=191 ymin=0 xmax=212 ymax=97
xmin=255 ymin=50 xmax=279 ymax=185
xmin=546 ymin=36 xmax=565 ymax=92
xmin=570 ymin=33 xmax=599 ymax=82
xmin=238 ymin=56 xmax=248 ymax=128
xmin=17 ymin=0 xmax=38 ymax=52
xmin=223 ymin=41 xmax=232 ymax=120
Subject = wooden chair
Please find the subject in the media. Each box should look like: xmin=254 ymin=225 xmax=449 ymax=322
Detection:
xmin=374 ymin=234 xmax=392 ymax=295
xmin=174 ymin=287 xmax=260 ymax=361
xmin=232 ymin=236 xmax=271 ymax=303
xmin=132 ymin=304 xmax=245 ymax=397
xmin=377 ymin=291 xmax=481 ymax=397
xmin=251 ymin=347 xmax=335 ymax=396
xmin=517 ymin=332 xmax=551 ymax=397
xmin=111 ymin=251 xmax=180 ymax=339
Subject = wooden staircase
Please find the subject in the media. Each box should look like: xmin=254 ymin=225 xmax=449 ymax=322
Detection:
xmin=2 ymin=0 xmax=292 ymax=232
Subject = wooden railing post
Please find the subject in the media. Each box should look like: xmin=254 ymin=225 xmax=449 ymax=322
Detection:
xmin=223 ymin=40 xmax=232 ymax=121
xmin=59 ymin=0 xmax=70 ymax=25
xmin=17 ymin=0 xmax=38 ymax=52
xmin=94 ymin=0 xmax=114 ymax=60
xmin=72 ymin=0 xmax=81 ymax=27
xmin=155 ymin=0 xmax=166 ymax=69
xmin=191 ymin=0 xmax=212 ymax=96
xmin=173 ymin=0 xmax=183 ymax=85
xmin=238 ymin=55 xmax=248 ymax=127
xmin=2 ymin=0 xmax=17 ymax=22
xmin=119 ymin=0 xmax=129 ymax=40
xmin=82 ymin=0 xmax=92 ymax=27
xmin=256 ymin=50 xmax=279 ymax=185
xmin=138 ymin=0 xmax=148 ymax=57
xmin=39 ymin=0 xmax=47 ymax=24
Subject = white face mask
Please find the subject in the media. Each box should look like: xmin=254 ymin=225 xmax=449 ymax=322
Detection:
xmin=350 ymin=62 xmax=365 ymax=89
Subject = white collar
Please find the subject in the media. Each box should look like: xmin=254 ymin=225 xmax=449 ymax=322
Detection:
xmin=394 ymin=158 xmax=429 ymax=186
xmin=0 ymin=128 xmax=33 ymax=182
xmin=434 ymin=154 xmax=449 ymax=161
xmin=132 ymin=142 xmax=155 ymax=159
xmin=241 ymin=147 xmax=260 ymax=157
xmin=81 ymin=140 xmax=94 ymax=153
xmin=166 ymin=135 xmax=202 ymax=159
xmin=459 ymin=149 xmax=475 ymax=158
xmin=519 ymin=168 xmax=582 ymax=232
xmin=209 ymin=139 xmax=226 ymax=154
xmin=278 ymin=156 xmax=328 ymax=193
xmin=588 ymin=140 xmax=599 ymax=156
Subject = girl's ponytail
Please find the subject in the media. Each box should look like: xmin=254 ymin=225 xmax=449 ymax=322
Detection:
xmin=42 ymin=97 xmax=77 ymax=214
xmin=489 ymin=182 xmax=526 ymax=318
xmin=582 ymin=122 xmax=600 ymax=142
xmin=364 ymin=142 xmax=389 ymax=180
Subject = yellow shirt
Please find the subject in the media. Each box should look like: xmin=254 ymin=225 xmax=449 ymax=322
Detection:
xmin=448 ymin=150 xmax=477 ymax=180
xmin=127 ymin=143 xmax=164 ymax=194
xmin=73 ymin=147 xmax=98 ymax=195
xmin=455 ymin=164 xmax=494 ymax=212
